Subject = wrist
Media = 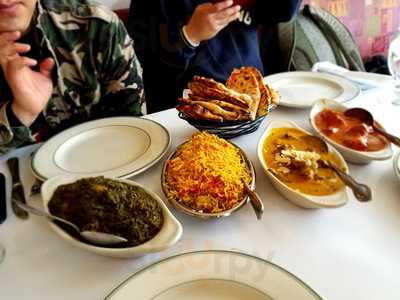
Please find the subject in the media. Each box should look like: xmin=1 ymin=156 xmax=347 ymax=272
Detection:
xmin=11 ymin=102 xmax=39 ymax=127
xmin=183 ymin=24 xmax=201 ymax=46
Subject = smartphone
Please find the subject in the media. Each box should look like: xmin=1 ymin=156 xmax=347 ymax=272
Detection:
xmin=0 ymin=173 xmax=6 ymax=224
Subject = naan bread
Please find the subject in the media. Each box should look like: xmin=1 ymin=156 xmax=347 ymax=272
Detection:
xmin=243 ymin=66 xmax=270 ymax=116
xmin=177 ymin=102 xmax=223 ymax=122
xmin=192 ymin=76 xmax=254 ymax=107
xmin=226 ymin=68 xmax=261 ymax=119
xmin=180 ymin=97 xmax=241 ymax=121
xmin=188 ymin=81 xmax=252 ymax=111
xmin=192 ymin=75 xmax=227 ymax=91
xmin=209 ymin=100 xmax=249 ymax=115
xmin=266 ymin=84 xmax=280 ymax=106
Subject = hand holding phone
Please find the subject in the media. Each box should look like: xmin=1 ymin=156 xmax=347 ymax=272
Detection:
xmin=185 ymin=0 xmax=241 ymax=44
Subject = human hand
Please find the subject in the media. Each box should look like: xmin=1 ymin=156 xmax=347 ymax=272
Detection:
xmin=185 ymin=0 xmax=241 ymax=45
xmin=0 ymin=31 xmax=54 ymax=126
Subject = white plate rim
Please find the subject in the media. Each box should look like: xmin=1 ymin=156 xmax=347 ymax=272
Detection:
xmin=104 ymin=250 xmax=323 ymax=300
xmin=264 ymin=71 xmax=360 ymax=108
xmin=31 ymin=117 xmax=171 ymax=180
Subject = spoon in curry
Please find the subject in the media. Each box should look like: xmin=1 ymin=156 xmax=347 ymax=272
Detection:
xmin=12 ymin=199 xmax=128 ymax=246
xmin=301 ymin=135 xmax=372 ymax=202
xmin=344 ymin=108 xmax=400 ymax=147
xmin=243 ymin=182 xmax=264 ymax=220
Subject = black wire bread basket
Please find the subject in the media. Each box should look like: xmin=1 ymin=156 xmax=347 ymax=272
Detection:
xmin=178 ymin=105 xmax=275 ymax=139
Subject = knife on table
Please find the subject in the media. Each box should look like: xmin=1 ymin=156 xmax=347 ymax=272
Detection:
xmin=7 ymin=157 xmax=29 ymax=219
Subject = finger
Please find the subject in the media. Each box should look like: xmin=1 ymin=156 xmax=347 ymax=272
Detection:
xmin=1 ymin=43 xmax=31 ymax=55
xmin=21 ymin=56 xmax=38 ymax=67
xmin=216 ymin=10 xmax=241 ymax=25
xmin=0 ymin=50 xmax=17 ymax=66
xmin=0 ymin=43 xmax=31 ymax=65
xmin=13 ymin=43 xmax=31 ymax=53
xmin=0 ymin=31 xmax=21 ymax=42
xmin=39 ymin=57 xmax=55 ymax=77
xmin=214 ymin=5 xmax=241 ymax=20
xmin=4 ymin=55 xmax=37 ymax=72
xmin=212 ymin=0 xmax=234 ymax=12
xmin=5 ymin=55 xmax=26 ymax=72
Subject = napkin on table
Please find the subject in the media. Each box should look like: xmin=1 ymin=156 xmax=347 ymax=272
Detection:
xmin=312 ymin=61 xmax=392 ymax=91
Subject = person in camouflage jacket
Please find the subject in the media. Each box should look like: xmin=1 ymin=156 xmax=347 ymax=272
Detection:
xmin=0 ymin=0 xmax=144 ymax=153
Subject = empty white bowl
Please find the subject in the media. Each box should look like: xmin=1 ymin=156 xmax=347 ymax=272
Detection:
xmin=309 ymin=99 xmax=393 ymax=164
xmin=41 ymin=175 xmax=182 ymax=258
xmin=257 ymin=120 xmax=348 ymax=209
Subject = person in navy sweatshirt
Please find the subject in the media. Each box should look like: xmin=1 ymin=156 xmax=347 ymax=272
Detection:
xmin=129 ymin=0 xmax=302 ymax=113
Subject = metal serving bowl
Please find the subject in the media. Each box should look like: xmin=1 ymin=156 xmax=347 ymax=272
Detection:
xmin=161 ymin=140 xmax=256 ymax=219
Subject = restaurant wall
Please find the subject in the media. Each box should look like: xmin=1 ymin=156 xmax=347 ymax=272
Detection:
xmin=303 ymin=0 xmax=400 ymax=59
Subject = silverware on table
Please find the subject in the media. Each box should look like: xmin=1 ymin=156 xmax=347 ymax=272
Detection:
xmin=13 ymin=199 xmax=128 ymax=246
xmin=243 ymin=182 xmax=264 ymax=220
xmin=344 ymin=107 xmax=400 ymax=147
xmin=302 ymin=135 xmax=372 ymax=202
xmin=30 ymin=178 xmax=43 ymax=196
xmin=7 ymin=157 xmax=29 ymax=219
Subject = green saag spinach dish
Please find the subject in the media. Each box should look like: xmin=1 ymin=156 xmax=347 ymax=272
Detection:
xmin=48 ymin=177 xmax=163 ymax=247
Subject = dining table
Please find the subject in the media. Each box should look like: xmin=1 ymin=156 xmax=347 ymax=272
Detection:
xmin=0 ymin=79 xmax=399 ymax=300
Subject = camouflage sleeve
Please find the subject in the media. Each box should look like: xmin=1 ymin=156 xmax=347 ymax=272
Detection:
xmin=0 ymin=102 xmax=34 ymax=154
xmin=91 ymin=15 xmax=145 ymax=117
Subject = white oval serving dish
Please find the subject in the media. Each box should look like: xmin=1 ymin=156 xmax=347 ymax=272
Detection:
xmin=309 ymin=99 xmax=393 ymax=164
xmin=41 ymin=175 xmax=182 ymax=258
xmin=257 ymin=120 xmax=348 ymax=209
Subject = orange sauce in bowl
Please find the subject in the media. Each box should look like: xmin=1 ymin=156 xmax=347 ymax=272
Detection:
xmin=314 ymin=109 xmax=388 ymax=152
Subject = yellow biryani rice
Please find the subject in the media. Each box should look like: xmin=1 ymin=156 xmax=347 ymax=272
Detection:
xmin=165 ymin=132 xmax=251 ymax=213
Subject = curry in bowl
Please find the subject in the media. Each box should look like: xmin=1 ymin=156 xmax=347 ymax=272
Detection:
xmin=261 ymin=127 xmax=345 ymax=196
xmin=314 ymin=108 xmax=388 ymax=152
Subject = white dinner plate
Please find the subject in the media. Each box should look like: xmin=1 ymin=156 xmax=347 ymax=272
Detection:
xmin=31 ymin=117 xmax=171 ymax=180
xmin=104 ymin=251 xmax=322 ymax=300
xmin=264 ymin=71 xmax=360 ymax=108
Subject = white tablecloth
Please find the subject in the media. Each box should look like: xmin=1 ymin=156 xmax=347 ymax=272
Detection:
xmin=0 ymin=86 xmax=399 ymax=300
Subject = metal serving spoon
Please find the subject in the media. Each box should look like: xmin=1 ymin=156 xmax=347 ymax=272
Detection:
xmin=344 ymin=108 xmax=400 ymax=147
xmin=12 ymin=199 xmax=128 ymax=246
xmin=301 ymin=135 xmax=372 ymax=202
xmin=243 ymin=182 xmax=264 ymax=220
